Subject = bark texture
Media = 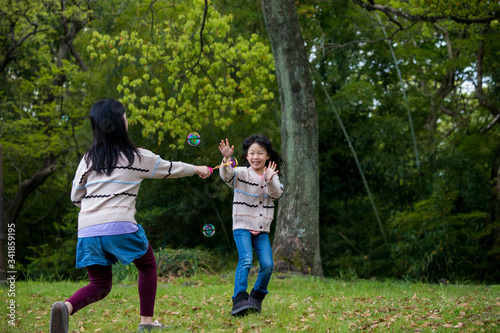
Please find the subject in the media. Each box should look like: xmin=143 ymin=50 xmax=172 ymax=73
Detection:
xmin=261 ymin=0 xmax=323 ymax=276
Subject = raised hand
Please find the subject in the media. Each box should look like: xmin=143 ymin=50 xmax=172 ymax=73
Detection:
xmin=218 ymin=138 xmax=234 ymax=160
xmin=263 ymin=161 xmax=279 ymax=182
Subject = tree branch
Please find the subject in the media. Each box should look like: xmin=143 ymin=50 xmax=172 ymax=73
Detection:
xmin=481 ymin=114 xmax=500 ymax=135
xmin=475 ymin=24 xmax=500 ymax=134
xmin=351 ymin=0 xmax=500 ymax=24
xmin=5 ymin=162 xmax=57 ymax=226
xmin=200 ymin=0 xmax=208 ymax=54
xmin=324 ymin=18 xmax=418 ymax=55
xmin=440 ymin=105 xmax=465 ymax=123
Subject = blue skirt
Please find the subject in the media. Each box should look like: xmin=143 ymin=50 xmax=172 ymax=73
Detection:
xmin=76 ymin=224 xmax=149 ymax=268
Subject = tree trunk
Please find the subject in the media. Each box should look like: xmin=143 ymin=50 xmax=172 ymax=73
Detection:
xmin=261 ymin=0 xmax=323 ymax=276
xmin=493 ymin=165 xmax=500 ymax=264
xmin=5 ymin=163 xmax=57 ymax=226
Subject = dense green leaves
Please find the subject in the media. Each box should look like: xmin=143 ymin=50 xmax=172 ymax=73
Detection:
xmin=88 ymin=0 xmax=275 ymax=148
xmin=2 ymin=0 xmax=500 ymax=282
xmin=301 ymin=0 xmax=500 ymax=281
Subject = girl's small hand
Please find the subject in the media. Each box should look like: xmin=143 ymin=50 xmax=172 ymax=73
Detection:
xmin=264 ymin=161 xmax=279 ymax=182
xmin=218 ymin=139 xmax=234 ymax=160
xmin=196 ymin=166 xmax=212 ymax=179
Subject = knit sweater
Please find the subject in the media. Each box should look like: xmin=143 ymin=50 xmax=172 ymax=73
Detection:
xmin=71 ymin=148 xmax=196 ymax=231
xmin=220 ymin=163 xmax=283 ymax=232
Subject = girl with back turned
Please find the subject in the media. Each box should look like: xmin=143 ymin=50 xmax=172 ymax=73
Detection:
xmin=50 ymin=99 xmax=211 ymax=332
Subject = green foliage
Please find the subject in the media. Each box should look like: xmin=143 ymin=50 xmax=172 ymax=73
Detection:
xmin=21 ymin=242 xmax=223 ymax=282
xmin=389 ymin=188 xmax=497 ymax=282
xmin=19 ymin=240 xmax=80 ymax=281
xmin=3 ymin=0 xmax=500 ymax=285
xmin=88 ymin=0 xmax=276 ymax=148
xmin=0 ymin=0 xmax=97 ymax=280
xmin=410 ymin=0 xmax=500 ymax=18
xmin=307 ymin=0 xmax=500 ymax=283
xmin=155 ymin=247 xmax=222 ymax=278
xmin=18 ymin=210 xmax=83 ymax=281
xmin=112 ymin=262 xmax=140 ymax=283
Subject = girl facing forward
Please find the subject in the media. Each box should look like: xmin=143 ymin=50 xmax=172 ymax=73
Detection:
xmin=218 ymin=134 xmax=284 ymax=316
xmin=50 ymin=99 xmax=211 ymax=333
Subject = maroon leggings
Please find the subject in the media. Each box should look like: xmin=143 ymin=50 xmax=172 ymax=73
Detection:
xmin=67 ymin=243 xmax=157 ymax=316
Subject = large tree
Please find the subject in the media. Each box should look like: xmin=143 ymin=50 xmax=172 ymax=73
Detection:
xmin=261 ymin=0 xmax=323 ymax=276
xmin=0 ymin=0 xmax=92 ymax=282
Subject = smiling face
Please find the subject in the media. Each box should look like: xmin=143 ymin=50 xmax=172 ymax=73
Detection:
xmin=246 ymin=142 xmax=270 ymax=174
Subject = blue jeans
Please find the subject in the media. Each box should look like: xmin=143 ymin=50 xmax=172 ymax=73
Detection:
xmin=233 ymin=229 xmax=274 ymax=298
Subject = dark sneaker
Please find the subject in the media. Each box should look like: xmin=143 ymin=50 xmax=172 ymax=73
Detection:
xmin=50 ymin=302 xmax=69 ymax=333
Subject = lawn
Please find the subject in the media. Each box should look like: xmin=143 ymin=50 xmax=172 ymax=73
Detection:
xmin=1 ymin=272 xmax=499 ymax=332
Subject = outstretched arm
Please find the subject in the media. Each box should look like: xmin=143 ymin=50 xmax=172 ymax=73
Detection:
xmin=195 ymin=165 xmax=211 ymax=179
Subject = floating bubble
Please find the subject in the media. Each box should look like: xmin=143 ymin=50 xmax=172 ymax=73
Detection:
xmin=187 ymin=132 xmax=201 ymax=146
xmin=62 ymin=115 xmax=69 ymax=122
xmin=227 ymin=156 xmax=238 ymax=170
xmin=202 ymin=224 xmax=216 ymax=237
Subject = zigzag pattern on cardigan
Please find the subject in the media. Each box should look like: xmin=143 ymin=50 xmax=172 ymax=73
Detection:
xmin=162 ymin=160 xmax=173 ymax=179
xmin=237 ymin=178 xmax=259 ymax=186
xmin=83 ymin=192 xmax=137 ymax=199
xmin=115 ymin=165 xmax=150 ymax=173
xmin=78 ymin=165 xmax=150 ymax=184
xmin=233 ymin=201 xmax=259 ymax=208
xmin=224 ymin=174 xmax=235 ymax=185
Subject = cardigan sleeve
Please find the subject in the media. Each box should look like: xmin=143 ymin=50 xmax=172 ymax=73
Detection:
xmin=136 ymin=149 xmax=196 ymax=179
xmin=266 ymin=174 xmax=283 ymax=201
xmin=219 ymin=158 xmax=236 ymax=188
xmin=147 ymin=156 xmax=196 ymax=179
xmin=70 ymin=157 xmax=88 ymax=208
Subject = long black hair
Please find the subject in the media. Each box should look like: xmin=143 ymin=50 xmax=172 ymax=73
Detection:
xmin=240 ymin=134 xmax=285 ymax=174
xmin=85 ymin=99 xmax=140 ymax=175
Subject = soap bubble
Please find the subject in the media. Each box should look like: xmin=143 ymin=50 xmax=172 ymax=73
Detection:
xmin=187 ymin=132 xmax=201 ymax=146
xmin=62 ymin=115 xmax=69 ymax=122
xmin=227 ymin=156 xmax=238 ymax=170
xmin=202 ymin=224 xmax=215 ymax=237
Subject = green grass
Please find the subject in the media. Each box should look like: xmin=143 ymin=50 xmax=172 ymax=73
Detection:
xmin=1 ymin=273 xmax=499 ymax=332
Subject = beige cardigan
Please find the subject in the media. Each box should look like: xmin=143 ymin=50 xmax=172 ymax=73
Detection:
xmin=220 ymin=163 xmax=283 ymax=232
xmin=71 ymin=148 xmax=196 ymax=230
